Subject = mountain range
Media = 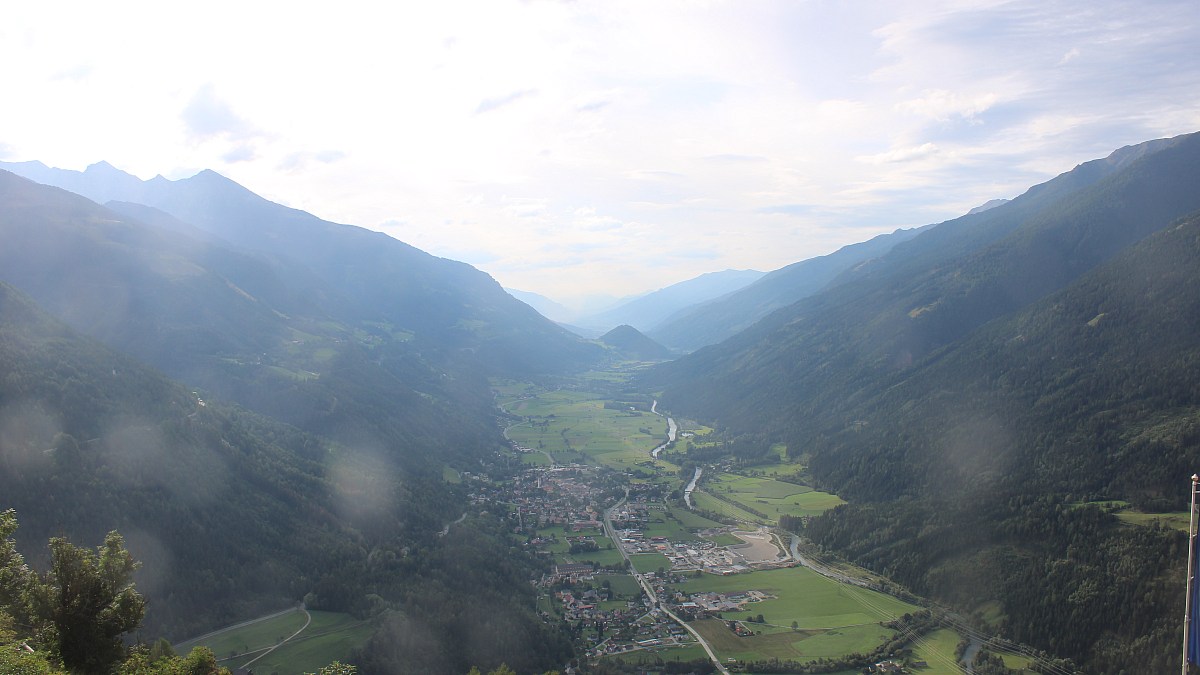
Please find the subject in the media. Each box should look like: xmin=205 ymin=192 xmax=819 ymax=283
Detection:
xmin=647 ymin=131 xmax=1200 ymax=672
xmin=0 ymin=164 xmax=583 ymax=672
xmin=574 ymin=268 xmax=765 ymax=335
xmin=2 ymin=130 xmax=1198 ymax=673
xmin=647 ymin=225 xmax=929 ymax=352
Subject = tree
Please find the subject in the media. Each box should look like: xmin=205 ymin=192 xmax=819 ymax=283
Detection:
xmin=28 ymin=531 xmax=146 ymax=674
xmin=117 ymin=645 xmax=229 ymax=675
xmin=307 ymin=662 xmax=356 ymax=675
xmin=0 ymin=509 xmax=31 ymax=617
xmin=1 ymin=609 xmax=56 ymax=675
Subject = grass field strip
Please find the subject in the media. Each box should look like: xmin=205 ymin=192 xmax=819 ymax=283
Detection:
xmin=796 ymin=546 xmax=1057 ymax=674
xmin=175 ymin=606 xmax=301 ymax=653
xmin=238 ymin=608 xmax=311 ymax=668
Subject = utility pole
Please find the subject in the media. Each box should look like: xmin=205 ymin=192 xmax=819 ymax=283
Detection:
xmin=1183 ymin=474 xmax=1198 ymax=675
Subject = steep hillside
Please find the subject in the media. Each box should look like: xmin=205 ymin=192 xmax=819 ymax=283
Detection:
xmin=0 ymin=160 xmax=602 ymax=375
xmin=803 ymin=212 xmax=1200 ymax=673
xmin=505 ymin=287 xmax=574 ymax=323
xmin=648 ymin=132 xmax=1200 ymax=672
xmin=648 ymin=226 xmax=926 ymax=351
xmin=0 ymin=170 xmax=500 ymax=471
xmin=652 ymin=132 xmax=1200 ymax=434
xmin=580 ymin=268 xmax=764 ymax=333
xmin=0 ymin=281 xmax=572 ymax=672
xmin=598 ymin=324 xmax=673 ymax=361
xmin=0 ymin=279 xmax=360 ymax=636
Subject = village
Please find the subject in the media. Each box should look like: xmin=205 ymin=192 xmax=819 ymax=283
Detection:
xmin=469 ymin=461 xmax=801 ymax=661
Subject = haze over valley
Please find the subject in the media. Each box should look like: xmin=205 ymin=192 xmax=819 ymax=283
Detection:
xmin=2 ymin=3 xmax=1200 ymax=675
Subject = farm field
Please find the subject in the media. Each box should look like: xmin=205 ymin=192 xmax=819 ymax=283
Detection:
xmin=629 ymin=552 xmax=672 ymax=573
xmin=229 ymin=611 xmax=373 ymax=674
xmin=909 ymin=628 xmax=966 ymax=674
xmin=566 ymin=546 xmax=626 ymax=567
xmin=497 ymin=389 xmax=669 ymax=472
xmin=690 ymin=618 xmax=894 ymax=664
xmin=177 ymin=609 xmax=371 ymax=674
xmin=597 ymin=572 xmax=644 ymax=598
xmin=692 ymin=490 xmax=764 ymax=523
xmin=495 ymin=375 xmax=919 ymax=670
xmin=176 ymin=608 xmax=308 ymax=659
xmin=1114 ymin=508 xmax=1190 ymax=531
xmin=679 ymin=567 xmax=919 ymax=630
xmin=670 ymin=507 xmax=726 ymax=531
xmin=700 ymin=472 xmax=845 ymax=524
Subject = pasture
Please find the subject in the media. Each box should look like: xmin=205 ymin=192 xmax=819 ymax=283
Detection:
xmin=677 ymin=567 xmax=921 ymax=664
xmin=230 ymin=611 xmax=373 ymax=674
xmin=177 ymin=609 xmax=372 ymax=674
xmin=909 ymin=628 xmax=966 ymax=674
xmin=497 ymin=389 xmax=668 ymax=471
xmin=700 ymin=473 xmax=845 ymax=525
xmin=680 ymin=567 xmax=919 ymax=630
xmin=690 ymin=618 xmax=894 ymax=664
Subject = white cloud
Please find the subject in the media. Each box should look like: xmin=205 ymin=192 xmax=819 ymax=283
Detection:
xmin=0 ymin=0 xmax=1196 ymax=298
xmin=476 ymin=89 xmax=539 ymax=114
xmin=1058 ymin=48 xmax=1081 ymax=65
xmin=896 ymin=91 xmax=998 ymax=122
xmin=181 ymin=84 xmax=259 ymax=141
xmin=858 ymin=142 xmax=940 ymax=165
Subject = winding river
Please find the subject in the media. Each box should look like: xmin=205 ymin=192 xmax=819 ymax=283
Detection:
xmin=649 ymin=399 xmax=677 ymax=458
xmin=684 ymin=466 xmax=702 ymax=509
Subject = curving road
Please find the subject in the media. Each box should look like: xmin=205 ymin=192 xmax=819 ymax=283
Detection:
xmin=235 ymin=606 xmax=312 ymax=669
xmin=603 ymin=490 xmax=730 ymax=675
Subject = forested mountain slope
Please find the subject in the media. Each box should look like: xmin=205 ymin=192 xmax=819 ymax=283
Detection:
xmin=0 ymin=170 xmax=500 ymax=473
xmin=804 ymin=212 xmax=1200 ymax=673
xmin=580 ymin=268 xmax=764 ymax=334
xmin=649 ymin=225 xmax=926 ymax=352
xmin=0 ymin=280 xmax=571 ymax=672
xmin=652 ymin=132 xmax=1200 ymax=435
xmin=648 ymin=132 xmax=1200 ymax=672
xmin=0 ymin=160 xmax=602 ymax=375
xmin=0 ymin=279 xmax=368 ymax=636
xmin=598 ymin=324 xmax=673 ymax=361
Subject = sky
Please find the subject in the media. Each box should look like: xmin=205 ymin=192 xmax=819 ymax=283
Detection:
xmin=1 ymin=0 xmax=1197 ymax=304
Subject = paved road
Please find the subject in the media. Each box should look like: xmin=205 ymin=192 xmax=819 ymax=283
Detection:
xmin=499 ymin=400 xmax=555 ymax=465
xmin=239 ymin=607 xmax=312 ymax=668
xmin=177 ymin=606 xmax=300 ymax=650
xmin=788 ymin=534 xmax=869 ymax=588
xmin=439 ymin=511 xmax=468 ymax=537
xmin=603 ymin=489 xmax=730 ymax=675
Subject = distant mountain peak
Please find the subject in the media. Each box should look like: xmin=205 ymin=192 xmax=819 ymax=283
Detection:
xmin=599 ymin=324 xmax=672 ymax=361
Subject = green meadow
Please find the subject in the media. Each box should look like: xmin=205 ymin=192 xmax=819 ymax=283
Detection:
xmin=177 ymin=609 xmax=372 ymax=674
xmin=629 ymin=552 xmax=673 ymax=573
xmin=909 ymin=628 xmax=966 ymax=674
xmin=495 ymin=376 xmax=916 ymax=669
xmin=690 ymin=618 xmax=894 ymax=663
xmin=498 ymin=389 xmax=669 ymax=471
xmin=238 ymin=611 xmax=373 ymax=674
xmin=673 ymin=566 xmax=924 ymax=668
xmin=680 ymin=567 xmax=918 ymax=630
xmin=699 ymin=472 xmax=845 ymax=525
xmin=1114 ymin=509 xmax=1190 ymax=531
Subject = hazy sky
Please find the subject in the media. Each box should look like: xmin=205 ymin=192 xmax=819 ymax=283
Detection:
xmin=2 ymin=1 xmax=1197 ymax=301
